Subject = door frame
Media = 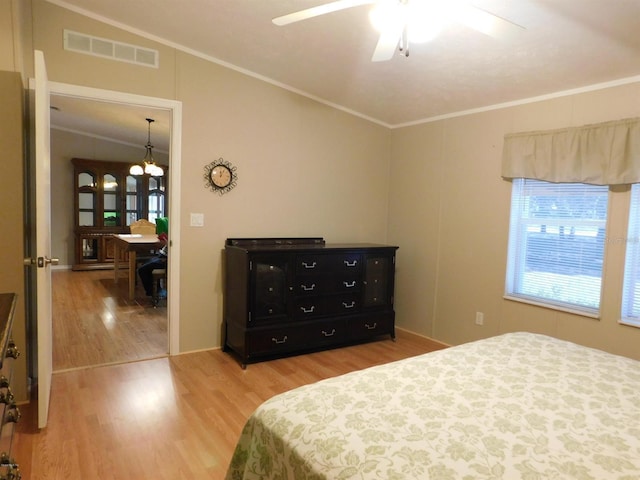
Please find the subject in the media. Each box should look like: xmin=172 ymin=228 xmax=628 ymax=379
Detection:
xmin=49 ymin=81 xmax=182 ymax=354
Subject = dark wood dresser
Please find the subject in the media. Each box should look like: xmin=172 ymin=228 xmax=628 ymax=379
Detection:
xmin=223 ymin=238 xmax=398 ymax=367
xmin=0 ymin=294 xmax=20 ymax=479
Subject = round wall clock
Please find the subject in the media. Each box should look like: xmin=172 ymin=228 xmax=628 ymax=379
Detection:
xmin=204 ymin=158 xmax=237 ymax=195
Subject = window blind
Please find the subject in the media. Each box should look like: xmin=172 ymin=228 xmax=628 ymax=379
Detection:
xmin=621 ymin=184 xmax=640 ymax=327
xmin=505 ymin=179 xmax=608 ymax=314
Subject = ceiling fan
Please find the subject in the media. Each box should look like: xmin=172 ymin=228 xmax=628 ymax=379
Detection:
xmin=272 ymin=0 xmax=524 ymax=62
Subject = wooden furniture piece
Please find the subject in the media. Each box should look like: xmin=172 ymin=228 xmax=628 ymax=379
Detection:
xmin=113 ymin=234 xmax=163 ymax=300
xmin=0 ymin=294 xmax=20 ymax=479
xmin=72 ymin=158 xmax=167 ymax=271
xmin=129 ymin=219 xmax=157 ymax=234
xmin=223 ymin=238 xmax=398 ymax=367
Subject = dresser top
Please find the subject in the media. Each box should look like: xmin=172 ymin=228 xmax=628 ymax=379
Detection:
xmin=226 ymin=237 xmax=398 ymax=253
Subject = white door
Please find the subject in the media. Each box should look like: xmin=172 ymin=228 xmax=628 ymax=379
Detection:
xmin=33 ymin=50 xmax=56 ymax=429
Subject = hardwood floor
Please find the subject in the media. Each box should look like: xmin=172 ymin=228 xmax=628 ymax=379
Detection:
xmin=52 ymin=269 xmax=167 ymax=371
xmin=14 ymin=330 xmax=446 ymax=479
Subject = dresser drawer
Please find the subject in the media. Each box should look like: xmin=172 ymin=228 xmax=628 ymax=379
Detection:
xmin=348 ymin=313 xmax=394 ymax=340
xmin=246 ymin=325 xmax=308 ymax=356
xmin=0 ymin=401 xmax=19 ymax=465
xmin=296 ymin=253 xmax=362 ymax=274
xmin=294 ymin=294 xmax=360 ymax=319
xmin=296 ymin=274 xmax=361 ymax=295
xmin=0 ymin=340 xmax=17 ymax=384
xmin=305 ymin=319 xmax=346 ymax=346
xmin=0 ymin=413 xmax=15 ymax=467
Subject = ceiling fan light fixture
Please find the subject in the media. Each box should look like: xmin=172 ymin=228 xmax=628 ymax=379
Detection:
xmin=369 ymin=0 xmax=404 ymax=35
xmin=407 ymin=12 xmax=448 ymax=43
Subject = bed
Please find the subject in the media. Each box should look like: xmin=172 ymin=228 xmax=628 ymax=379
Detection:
xmin=225 ymin=332 xmax=640 ymax=479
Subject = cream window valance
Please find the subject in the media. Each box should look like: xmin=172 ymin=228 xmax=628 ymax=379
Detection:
xmin=502 ymin=117 xmax=640 ymax=185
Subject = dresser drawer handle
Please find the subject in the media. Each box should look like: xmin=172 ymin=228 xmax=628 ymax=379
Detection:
xmin=301 ymin=261 xmax=317 ymax=269
xmin=342 ymin=301 xmax=356 ymax=309
xmin=271 ymin=336 xmax=288 ymax=344
xmin=365 ymin=322 xmax=378 ymax=330
xmin=0 ymin=376 xmax=8 ymax=389
xmin=322 ymin=329 xmax=336 ymax=337
xmin=343 ymin=281 xmax=356 ymax=288
xmin=301 ymin=283 xmax=316 ymax=291
xmin=344 ymin=260 xmax=358 ymax=267
xmin=0 ymin=452 xmax=15 ymax=466
xmin=5 ymin=341 xmax=19 ymax=360
xmin=0 ymin=389 xmax=14 ymax=405
xmin=5 ymin=405 xmax=20 ymax=424
xmin=300 ymin=306 xmax=315 ymax=314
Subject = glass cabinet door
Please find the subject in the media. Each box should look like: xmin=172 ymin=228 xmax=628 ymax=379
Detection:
xmin=363 ymin=256 xmax=391 ymax=307
xmin=78 ymin=171 xmax=96 ymax=227
xmin=147 ymin=176 xmax=166 ymax=223
xmin=125 ymin=175 xmax=141 ymax=226
xmin=103 ymin=173 xmax=121 ymax=227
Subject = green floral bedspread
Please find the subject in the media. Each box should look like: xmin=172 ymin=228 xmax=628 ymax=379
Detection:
xmin=225 ymin=332 xmax=640 ymax=479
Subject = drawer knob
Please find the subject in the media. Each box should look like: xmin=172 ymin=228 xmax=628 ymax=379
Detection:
xmin=344 ymin=260 xmax=358 ymax=267
xmin=5 ymin=405 xmax=20 ymax=424
xmin=0 ymin=376 xmax=8 ymax=389
xmin=342 ymin=301 xmax=356 ymax=309
xmin=5 ymin=344 xmax=19 ymax=360
xmin=300 ymin=283 xmax=316 ymax=291
xmin=300 ymin=306 xmax=315 ymax=314
xmin=0 ymin=454 xmax=20 ymax=479
xmin=343 ymin=281 xmax=356 ymax=288
xmin=321 ymin=329 xmax=336 ymax=337
xmin=271 ymin=336 xmax=288 ymax=344
xmin=301 ymin=261 xmax=317 ymax=269
xmin=0 ymin=389 xmax=14 ymax=405
xmin=365 ymin=322 xmax=378 ymax=330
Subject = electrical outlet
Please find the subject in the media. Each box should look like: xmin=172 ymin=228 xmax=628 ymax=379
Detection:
xmin=475 ymin=312 xmax=484 ymax=326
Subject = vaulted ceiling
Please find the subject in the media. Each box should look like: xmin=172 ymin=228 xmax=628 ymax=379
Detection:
xmin=48 ymin=0 xmax=640 ymax=144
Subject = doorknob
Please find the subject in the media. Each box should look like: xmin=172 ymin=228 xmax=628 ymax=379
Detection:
xmin=38 ymin=257 xmax=59 ymax=267
xmin=24 ymin=257 xmax=60 ymax=268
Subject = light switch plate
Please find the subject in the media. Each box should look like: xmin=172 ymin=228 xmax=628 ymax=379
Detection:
xmin=190 ymin=213 xmax=204 ymax=227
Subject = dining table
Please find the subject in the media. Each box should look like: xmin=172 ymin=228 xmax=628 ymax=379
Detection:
xmin=112 ymin=234 xmax=163 ymax=300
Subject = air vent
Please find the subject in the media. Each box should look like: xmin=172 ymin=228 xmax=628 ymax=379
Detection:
xmin=63 ymin=30 xmax=159 ymax=68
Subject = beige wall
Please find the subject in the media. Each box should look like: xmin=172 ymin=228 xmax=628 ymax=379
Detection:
xmin=31 ymin=0 xmax=391 ymax=353
xmin=0 ymin=0 xmax=22 ymax=72
xmin=389 ymin=83 xmax=640 ymax=360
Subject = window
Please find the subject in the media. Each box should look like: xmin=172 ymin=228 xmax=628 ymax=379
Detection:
xmin=505 ymin=179 xmax=609 ymax=315
xmin=621 ymin=184 xmax=640 ymax=327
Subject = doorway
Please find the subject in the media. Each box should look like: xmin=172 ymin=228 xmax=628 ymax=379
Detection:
xmin=47 ymin=82 xmax=181 ymax=370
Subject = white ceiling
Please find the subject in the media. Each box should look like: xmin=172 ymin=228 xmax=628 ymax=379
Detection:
xmin=48 ymin=0 xmax=640 ymax=144
xmin=50 ymin=95 xmax=172 ymax=151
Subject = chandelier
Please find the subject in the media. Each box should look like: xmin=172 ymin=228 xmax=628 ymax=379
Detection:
xmin=130 ymin=118 xmax=164 ymax=177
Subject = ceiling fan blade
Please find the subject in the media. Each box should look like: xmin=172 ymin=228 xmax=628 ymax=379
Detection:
xmin=454 ymin=5 xmax=524 ymax=40
xmin=371 ymin=26 xmax=402 ymax=62
xmin=272 ymin=0 xmax=376 ymax=26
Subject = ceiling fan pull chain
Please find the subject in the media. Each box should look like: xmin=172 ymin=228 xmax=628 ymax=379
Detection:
xmin=401 ymin=25 xmax=409 ymax=57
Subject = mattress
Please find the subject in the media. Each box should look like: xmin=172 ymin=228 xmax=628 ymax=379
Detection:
xmin=225 ymin=332 xmax=640 ymax=479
